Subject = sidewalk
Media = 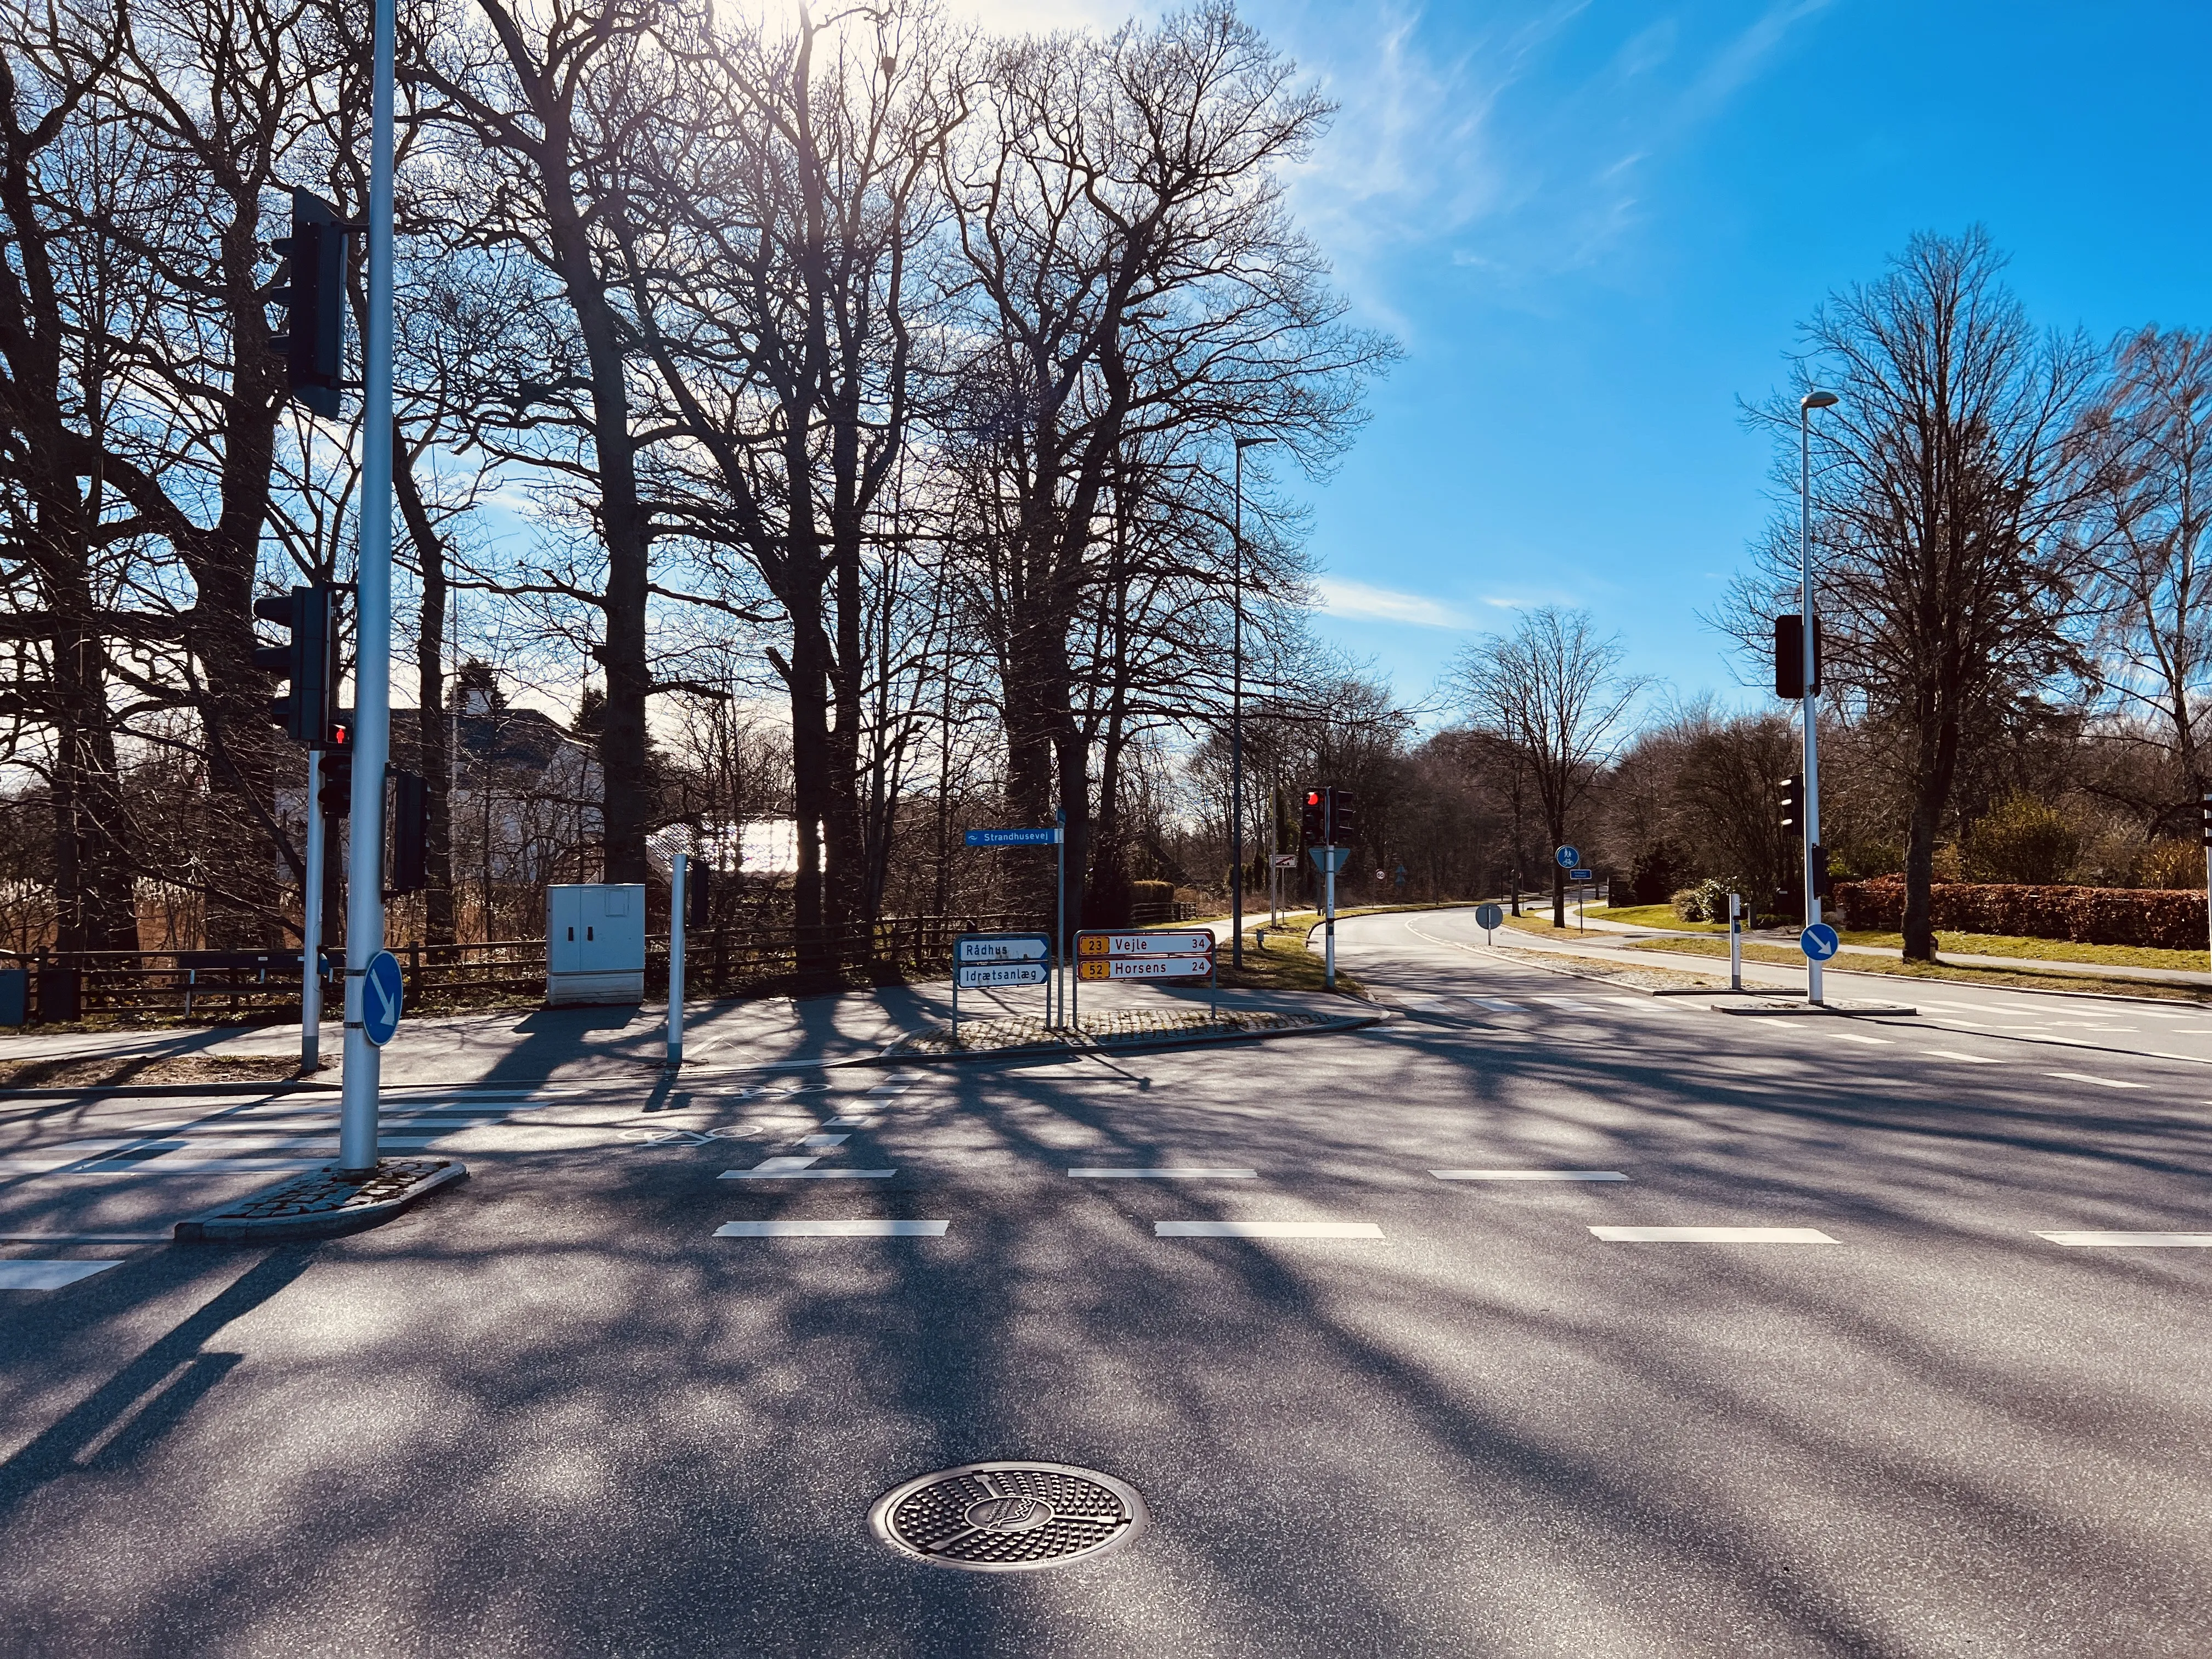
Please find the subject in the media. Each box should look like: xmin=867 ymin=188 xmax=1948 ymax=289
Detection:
xmin=1564 ymin=903 xmax=2212 ymax=991
xmin=0 ymin=973 xmax=1370 ymax=1090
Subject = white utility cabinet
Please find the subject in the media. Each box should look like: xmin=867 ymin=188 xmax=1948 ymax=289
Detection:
xmin=546 ymin=884 xmax=646 ymax=1006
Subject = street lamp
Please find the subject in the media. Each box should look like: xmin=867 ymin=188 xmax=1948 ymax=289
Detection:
xmin=1799 ymin=389 xmax=1837 ymax=1005
xmin=1232 ymin=434 xmax=1276 ymax=970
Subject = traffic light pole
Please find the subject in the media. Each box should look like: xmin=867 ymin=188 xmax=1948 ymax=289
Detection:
xmin=301 ymin=751 xmax=325 ymax=1074
xmin=667 ymin=851 xmax=686 ymax=1068
xmin=338 ymin=0 xmax=397 ymax=1177
xmin=1799 ymin=397 xmax=1825 ymax=1007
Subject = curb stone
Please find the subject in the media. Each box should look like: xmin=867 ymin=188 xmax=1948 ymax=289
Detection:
xmin=175 ymin=1159 xmax=467 ymax=1243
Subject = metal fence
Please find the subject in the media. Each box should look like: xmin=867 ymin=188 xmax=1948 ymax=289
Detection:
xmin=1 ymin=910 xmax=1047 ymax=1023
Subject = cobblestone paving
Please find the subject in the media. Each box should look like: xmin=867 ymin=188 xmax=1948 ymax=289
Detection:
xmin=883 ymin=1007 xmax=1339 ymax=1058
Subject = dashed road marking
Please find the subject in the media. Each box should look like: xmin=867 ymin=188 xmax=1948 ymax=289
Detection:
xmin=719 ymin=1166 xmax=896 ymax=1180
xmin=1829 ymin=1032 xmax=1893 ymax=1046
xmin=802 ymin=1134 xmax=850 ymax=1148
xmin=2041 ymin=1072 xmax=2146 ymax=1090
xmin=1475 ymin=999 xmax=1527 ymax=1012
xmin=1433 ymin=1169 xmax=1627 ymax=1181
xmin=0 ymin=1260 xmax=121 ymax=1289
xmin=1590 ymin=1226 xmax=1838 ymax=1244
xmin=2038 ymin=1231 xmax=2212 ymax=1248
xmin=1156 ymin=1220 xmax=1383 ymax=1238
xmin=714 ymin=1220 xmax=946 ymax=1237
xmin=1926 ymin=1050 xmax=2004 ymax=1064
xmin=1069 ymin=1167 xmax=1257 ymax=1178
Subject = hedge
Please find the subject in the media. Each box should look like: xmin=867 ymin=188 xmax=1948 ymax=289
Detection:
xmin=1830 ymin=878 xmax=2208 ymax=950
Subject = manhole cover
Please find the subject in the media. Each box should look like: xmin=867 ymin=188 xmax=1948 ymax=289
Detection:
xmin=867 ymin=1461 xmax=1147 ymax=1572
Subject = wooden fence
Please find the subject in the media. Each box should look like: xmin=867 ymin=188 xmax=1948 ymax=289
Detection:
xmin=1 ymin=910 xmax=1049 ymax=1023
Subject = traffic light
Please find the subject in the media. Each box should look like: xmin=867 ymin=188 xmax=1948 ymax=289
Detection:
xmin=1779 ymin=773 xmax=1805 ymax=837
xmin=251 ymin=583 xmax=337 ymax=746
xmin=268 ymin=188 xmax=346 ymax=417
xmin=686 ymin=863 xmax=713 ymax=928
xmin=390 ymin=770 xmax=428 ymax=893
xmin=1329 ymin=789 xmax=1359 ymax=846
xmin=1773 ymin=614 xmax=1824 ymax=698
xmin=1810 ymin=843 xmax=1832 ymax=899
xmin=2200 ymin=788 xmax=2211 ymax=848
xmin=318 ymin=724 xmax=353 ymax=818
xmin=1300 ymin=790 xmax=1324 ymax=844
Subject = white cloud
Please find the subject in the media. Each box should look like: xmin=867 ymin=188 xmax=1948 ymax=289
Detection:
xmin=1313 ymin=577 xmax=1468 ymax=628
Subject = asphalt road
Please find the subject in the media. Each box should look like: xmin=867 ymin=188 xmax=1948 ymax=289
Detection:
xmin=3 ymin=907 xmax=2209 ymax=1657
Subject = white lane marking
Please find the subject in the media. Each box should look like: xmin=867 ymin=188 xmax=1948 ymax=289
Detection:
xmin=1434 ymin=1169 xmax=1628 ymax=1181
xmin=1829 ymin=1032 xmax=1893 ymax=1046
xmin=2041 ymin=1072 xmax=2147 ymax=1090
xmin=800 ymin=1134 xmax=850 ymax=1148
xmin=1069 ymin=1167 xmax=1258 ymax=1178
xmin=0 ymin=1159 xmax=327 ymax=1176
xmin=1156 ymin=1221 xmax=1383 ymax=1238
xmin=0 ymin=1260 xmax=121 ymax=1290
xmin=1475 ymin=1000 xmax=1527 ymax=1012
xmin=2039 ymin=1232 xmax=2212 ymax=1248
xmin=1532 ymin=996 xmax=1595 ymax=1008
xmin=1590 ymin=1226 xmax=1838 ymax=1243
xmin=719 ymin=1168 xmax=896 ymax=1180
xmin=752 ymin=1155 xmax=820 ymax=1172
xmin=1926 ymin=1050 xmax=2005 ymax=1064
xmin=866 ymin=1084 xmax=912 ymax=1096
xmin=821 ymin=1117 xmax=877 ymax=1130
xmin=714 ymin=1219 xmax=946 ymax=1237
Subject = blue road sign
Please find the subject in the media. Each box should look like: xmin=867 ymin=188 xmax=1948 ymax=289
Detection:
xmin=1800 ymin=922 xmax=1840 ymax=962
xmin=965 ymin=827 xmax=1062 ymax=847
xmin=1474 ymin=903 xmax=1504 ymax=932
xmin=1570 ymin=867 xmax=1593 ymax=881
xmin=1309 ymin=846 xmax=1352 ymax=873
xmin=362 ymin=949 xmax=404 ymax=1046
xmin=1554 ymin=844 xmax=1579 ymax=869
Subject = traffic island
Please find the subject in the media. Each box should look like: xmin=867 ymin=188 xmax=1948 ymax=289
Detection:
xmin=1708 ymin=997 xmax=1916 ymax=1017
xmin=174 ymin=1158 xmax=467 ymax=1243
xmin=880 ymin=1006 xmax=1374 ymax=1061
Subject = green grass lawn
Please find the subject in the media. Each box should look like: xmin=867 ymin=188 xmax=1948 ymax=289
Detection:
xmin=1624 ymin=935 xmax=2212 ymax=1002
xmin=1587 ymin=902 xmax=1729 ymax=932
xmin=1588 ymin=903 xmax=2212 ymax=972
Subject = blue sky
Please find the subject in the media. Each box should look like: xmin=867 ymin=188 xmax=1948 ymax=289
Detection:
xmin=1167 ymin=0 xmax=2212 ymax=720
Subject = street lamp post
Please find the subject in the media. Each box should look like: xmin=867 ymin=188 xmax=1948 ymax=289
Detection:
xmin=1232 ymin=435 xmax=1274 ymax=970
xmin=1800 ymin=389 xmax=1838 ymax=1006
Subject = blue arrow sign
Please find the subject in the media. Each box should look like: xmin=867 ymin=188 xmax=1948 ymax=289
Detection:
xmin=964 ymin=827 xmax=1062 ymax=847
xmin=362 ymin=949 xmax=404 ymax=1046
xmin=1799 ymin=922 xmax=1839 ymax=962
xmin=1554 ymin=844 xmax=1579 ymax=869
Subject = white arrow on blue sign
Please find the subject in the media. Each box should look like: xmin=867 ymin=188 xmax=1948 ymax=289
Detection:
xmin=1799 ymin=922 xmax=1839 ymax=962
xmin=965 ymin=827 xmax=1061 ymax=847
xmin=362 ymin=949 xmax=404 ymax=1046
xmin=1554 ymin=844 xmax=1579 ymax=869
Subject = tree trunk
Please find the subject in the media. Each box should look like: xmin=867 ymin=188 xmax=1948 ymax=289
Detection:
xmin=394 ymin=435 xmax=456 ymax=946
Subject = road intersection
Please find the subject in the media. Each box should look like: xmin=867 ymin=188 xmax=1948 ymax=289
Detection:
xmin=3 ymin=906 xmax=2208 ymax=1655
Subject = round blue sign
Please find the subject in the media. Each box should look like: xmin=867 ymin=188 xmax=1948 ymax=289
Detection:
xmin=1554 ymin=844 xmax=1580 ymax=869
xmin=1799 ymin=922 xmax=1840 ymax=962
xmin=362 ymin=949 xmax=404 ymax=1047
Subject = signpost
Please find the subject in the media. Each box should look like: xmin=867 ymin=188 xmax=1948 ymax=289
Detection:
xmin=1728 ymin=891 xmax=1743 ymax=990
xmin=1800 ymin=921 xmax=1839 ymax=963
xmin=1475 ymin=902 xmax=1504 ymax=943
xmin=361 ymin=949 xmax=403 ymax=1048
xmin=1309 ymin=845 xmax=1351 ymax=988
xmin=966 ymin=822 xmax=1065 ymax=1024
xmin=951 ymin=932 xmax=1052 ymax=1043
xmin=1070 ymin=928 xmax=1216 ymax=1026
xmin=1554 ymin=844 xmax=1579 ymax=870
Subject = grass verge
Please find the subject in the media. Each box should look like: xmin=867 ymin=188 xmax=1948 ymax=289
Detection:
xmin=0 ymin=1052 xmax=306 ymax=1090
xmin=1623 ymin=935 xmax=2212 ymax=1003
xmin=1214 ymin=925 xmax=1366 ymax=997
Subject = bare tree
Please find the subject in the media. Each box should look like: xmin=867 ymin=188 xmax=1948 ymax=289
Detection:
xmin=1738 ymin=228 xmax=2100 ymax=960
xmin=1452 ymin=606 xmax=1644 ymax=927
xmin=2074 ymin=327 xmax=2212 ymax=819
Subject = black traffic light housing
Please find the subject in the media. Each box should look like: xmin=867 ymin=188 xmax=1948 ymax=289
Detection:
xmin=1779 ymin=772 xmax=1805 ymax=837
xmin=1329 ymin=789 xmax=1359 ymax=846
xmin=1810 ymin=843 xmax=1832 ymax=899
xmin=687 ymin=863 xmax=713 ymax=929
xmin=252 ymin=583 xmax=337 ymax=746
xmin=1300 ymin=790 xmax=1324 ymax=844
xmin=1773 ymin=614 xmax=1824 ymax=699
xmin=268 ymin=188 xmax=347 ymax=417
xmin=318 ymin=724 xmax=353 ymax=818
xmin=2200 ymin=788 xmax=2211 ymax=848
xmin=390 ymin=769 xmax=428 ymax=894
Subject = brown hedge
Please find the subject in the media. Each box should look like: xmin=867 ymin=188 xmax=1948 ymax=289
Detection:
xmin=1831 ymin=878 xmax=2209 ymax=950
